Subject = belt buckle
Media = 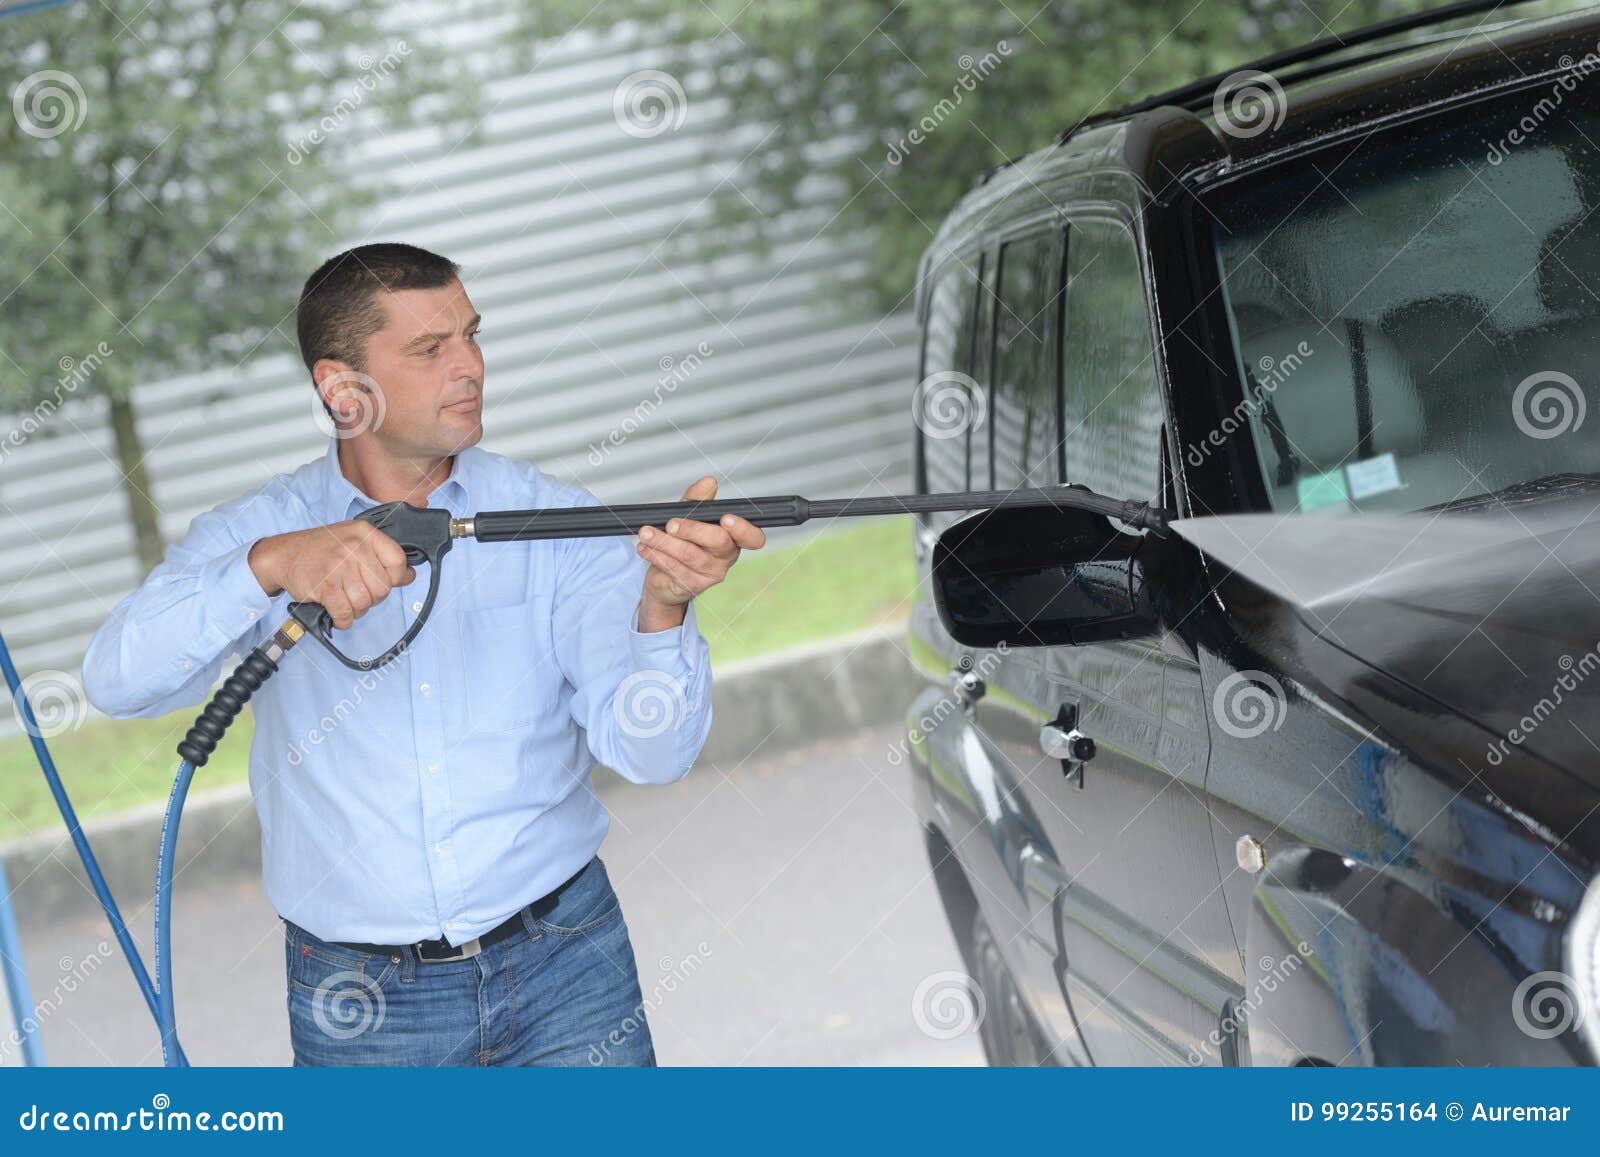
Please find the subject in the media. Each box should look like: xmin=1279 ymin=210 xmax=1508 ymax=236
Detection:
xmin=419 ymin=935 xmax=481 ymax=963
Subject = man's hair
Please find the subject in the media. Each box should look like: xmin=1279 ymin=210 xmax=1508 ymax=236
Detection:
xmin=296 ymin=242 xmax=461 ymax=418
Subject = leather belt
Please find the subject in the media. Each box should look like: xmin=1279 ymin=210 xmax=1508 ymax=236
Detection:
xmin=332 ymin=863 xmax=587 ymax=963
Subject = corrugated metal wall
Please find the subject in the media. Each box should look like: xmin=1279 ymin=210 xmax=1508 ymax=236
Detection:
xmin=0 ymin=19 xmax=918 ymax=728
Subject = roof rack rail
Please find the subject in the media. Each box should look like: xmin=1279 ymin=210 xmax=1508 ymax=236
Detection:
xmin=1057 ymin=0 xmax=1543 ymax=144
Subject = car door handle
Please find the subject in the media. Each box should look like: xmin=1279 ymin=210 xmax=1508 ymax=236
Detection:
xmin=950 ymin=666 xmax=986 ymax=706
xmin=1039 ymin=721 xmax=1095 ymax=788
xmin=1039 ymin=723 xmax=1096 ymax=762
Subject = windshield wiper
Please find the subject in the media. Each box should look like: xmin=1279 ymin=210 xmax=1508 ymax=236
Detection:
xmin=1425 ymin=472 xmax=1600 ymax=513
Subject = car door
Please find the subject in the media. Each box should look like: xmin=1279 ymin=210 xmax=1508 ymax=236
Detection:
xmin=959 ymin=225 xmax=1096 ymax=1064
xmin=912 ymin=247 xmax=1050 ymax=987
xmin=1031 ymin=215 xmax=1239 ymax=1066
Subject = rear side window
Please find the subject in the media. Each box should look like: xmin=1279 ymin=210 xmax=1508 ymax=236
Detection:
xmin=918 ymin=255 xmax=983 ymax=495
xmin=992 ymin=232 xmax=1063 ymax=489
xmin=969 ymin=258 xmax=995 ymax=491
xmin=1060 ymin=220 xmax=1163 ymax=502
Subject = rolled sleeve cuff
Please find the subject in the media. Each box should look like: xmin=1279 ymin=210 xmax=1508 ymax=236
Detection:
xmin=628 ymin=597 xmax=702 ymax=674
xmin=199 ymin=539 xmax=275 ymax=647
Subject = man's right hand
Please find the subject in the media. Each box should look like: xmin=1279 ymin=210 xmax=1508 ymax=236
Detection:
xmin=248 ymin=522 xmax=417 ymax=630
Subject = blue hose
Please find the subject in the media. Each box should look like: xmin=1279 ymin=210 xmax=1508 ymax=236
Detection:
xmin=0 ymin=853 xmax=43 ymax=1065
xmin=0 ymin=626 xmax=187 ymax=1066
xmin=154 ymin=759 xmax=194 ymax=1067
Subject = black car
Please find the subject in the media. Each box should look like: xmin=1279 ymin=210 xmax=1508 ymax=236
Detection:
xmin=905 ymin=1 xmax=1600 ymax=1066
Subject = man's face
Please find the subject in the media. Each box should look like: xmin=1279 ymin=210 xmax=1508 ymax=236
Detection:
xmin=320 ymin=277 xmax=485 ymax=459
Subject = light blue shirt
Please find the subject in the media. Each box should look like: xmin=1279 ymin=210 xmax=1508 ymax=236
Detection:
xmin=82 ymin=437 xmax=712 ymax=946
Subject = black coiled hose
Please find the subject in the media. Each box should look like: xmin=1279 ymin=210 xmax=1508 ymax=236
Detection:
xmin=176 ymin=648 xmax=279 ymax=767
xmin=163 ymin=623 xmax=302 ymax=1063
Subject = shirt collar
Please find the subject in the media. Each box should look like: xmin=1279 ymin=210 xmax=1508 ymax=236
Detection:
xmin=318 ymin=436 xmax=475 ymax=520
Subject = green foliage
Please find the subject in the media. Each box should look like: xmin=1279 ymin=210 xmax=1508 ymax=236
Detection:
xmin=0 ymin=0 xmax=483 ymax=408
xmin=518 ymin=0 xmax=1454 ymax=311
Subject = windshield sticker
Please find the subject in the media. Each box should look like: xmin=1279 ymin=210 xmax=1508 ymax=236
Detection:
xmin=1345 ymin=452 xmax=1404 ymax=502
xmin=1296 ymin=469 xmax=1349 ymax=512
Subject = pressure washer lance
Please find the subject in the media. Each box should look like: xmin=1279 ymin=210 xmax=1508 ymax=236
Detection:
xmin=176 ymin=484 xmax=1169 ymax=766
xmin=155 ymin=484 xmax=1167 ymax=1064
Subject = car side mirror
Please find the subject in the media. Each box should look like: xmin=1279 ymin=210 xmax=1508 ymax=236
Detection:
xmin=931 ymin=503 xmax=1156 ymax=648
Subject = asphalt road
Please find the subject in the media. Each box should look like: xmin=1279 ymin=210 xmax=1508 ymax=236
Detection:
xmin=3 ymin=722 xmax=984 ymax=1067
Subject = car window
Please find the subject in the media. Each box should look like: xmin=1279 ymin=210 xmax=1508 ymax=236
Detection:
xmin=992 ymin=232 xmax=1063 ymax=490
xmin=1211 ymin=82 xmax=1600 ymax=513
xmin=918 ymin=254 xmax=983 ymax=496
xmin=970 ymin=256 xmax=996 ymax=491
xmin=1061 ymin=219 xmax=1164 ymax=502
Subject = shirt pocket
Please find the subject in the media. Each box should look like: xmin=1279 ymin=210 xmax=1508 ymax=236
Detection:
xmin=456 ymin=594 xmax=561 ymax=733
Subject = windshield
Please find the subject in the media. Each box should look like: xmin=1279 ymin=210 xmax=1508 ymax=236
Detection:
xmin=1210 ymin=76 xmax=1600 ymax=514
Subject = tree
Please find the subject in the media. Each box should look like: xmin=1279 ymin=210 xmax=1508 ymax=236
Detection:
xmin=518 ymin=0 xmax=1437 ymax=315
xmin=0 ymin=0 xmax=480 ymax=573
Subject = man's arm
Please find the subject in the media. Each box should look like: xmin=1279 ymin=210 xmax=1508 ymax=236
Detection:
xmin=550 ymin=474 xmax=764 ymax=783
xmin=82 ymin=489 xmax=415 ymax=719
xmin=550 ymin=503 xmax=714 ymax=785
xmin=81 ymin=499 xmax=283 ymax=719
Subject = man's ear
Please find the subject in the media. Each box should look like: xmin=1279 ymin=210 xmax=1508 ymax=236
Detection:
xmin=312 ymin=359 xmax=367 ymax=422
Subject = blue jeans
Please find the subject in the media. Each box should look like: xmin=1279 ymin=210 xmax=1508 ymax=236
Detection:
xmin=283 ymin=856 xmax=656 ymax=1066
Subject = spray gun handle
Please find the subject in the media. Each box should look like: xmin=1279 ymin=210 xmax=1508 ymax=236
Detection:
xmin=286 ymin=502 xmax=456 ymax=670
xmin=352 ymin=501 xmax=455 ymax=566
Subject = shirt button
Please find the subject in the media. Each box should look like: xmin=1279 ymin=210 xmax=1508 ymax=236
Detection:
xmin=245 ymin=609 xmax=258 ymax=621
xmin=181 ymin=659 xmax=192 ymax=671
xmin=434 ymin=843 xmax=444 ymax=857
xmin=411 ymin=601 xmax=423 ymax=613
xmin=426 ymin=761 xmax=440 ymax=774
xmin=419 ymin=682 xmax=431 ymax=696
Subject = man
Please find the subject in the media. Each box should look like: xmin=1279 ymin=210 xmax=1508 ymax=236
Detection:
xmin=82 ymin=242 xmax=765 ymax=1066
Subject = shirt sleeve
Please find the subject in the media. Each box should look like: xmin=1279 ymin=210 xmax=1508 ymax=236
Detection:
xmin=549 ymin=496 xmax=714 ymax=785
xmin=81 ymin=496 xmax=282 ymax=720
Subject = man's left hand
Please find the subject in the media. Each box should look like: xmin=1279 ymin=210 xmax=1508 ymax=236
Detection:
xmin=636 ymin=475 xmax=766 ymax=631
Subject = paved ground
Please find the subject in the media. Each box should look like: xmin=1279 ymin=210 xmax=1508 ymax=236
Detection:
xmin=3 ymin=722 xmax=984 ymax=1067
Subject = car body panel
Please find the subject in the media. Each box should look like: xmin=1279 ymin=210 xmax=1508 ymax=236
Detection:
xmin=905 ymin=3 xmax=1600 ymax=1066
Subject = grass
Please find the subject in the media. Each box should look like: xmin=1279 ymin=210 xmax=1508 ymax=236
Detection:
xmin=0 ymin=516 xmax=918 ymax=840
xmin=0 ymin=709 xmax=256 ymax=841
xmin=692 ymin=515 xmax=917 ymax=662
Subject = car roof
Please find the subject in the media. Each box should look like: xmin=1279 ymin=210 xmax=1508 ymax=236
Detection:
xmin=917 ymin=1 xmax=1600 ymax=310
